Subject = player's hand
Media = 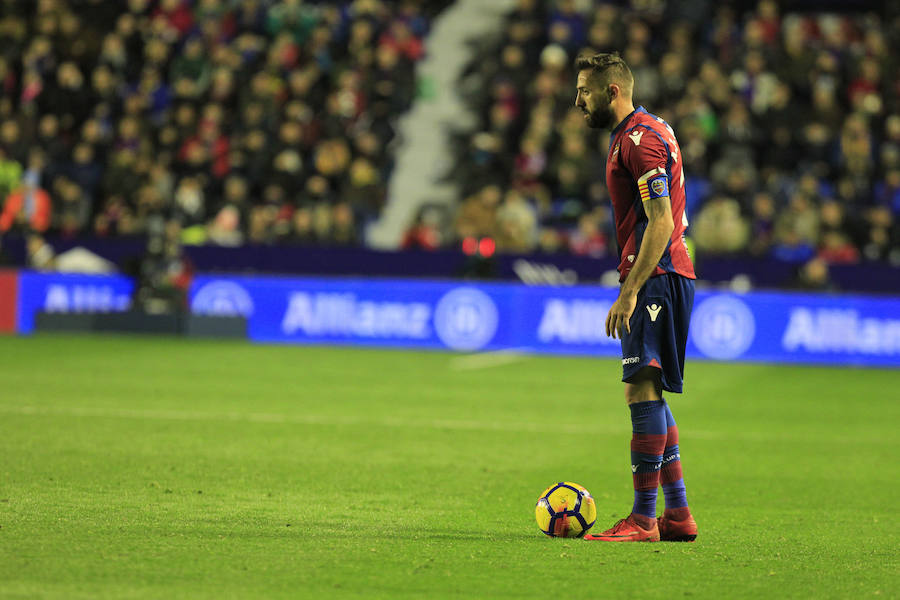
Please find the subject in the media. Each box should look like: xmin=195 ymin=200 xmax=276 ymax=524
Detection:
xmin=606 ymin=292 xmax=637 ymax=339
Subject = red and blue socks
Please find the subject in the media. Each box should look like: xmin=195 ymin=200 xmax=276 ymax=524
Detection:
xmin=660 ymin=400 xmax=691 ymax=520
xmin=629 ymin=400 xmax=667 ymax=526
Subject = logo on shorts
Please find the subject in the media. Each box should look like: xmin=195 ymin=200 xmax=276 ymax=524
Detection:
xmin=434 ymin=287 xmax=499 ymax=351
xmin=622 ymin=356 xmax=641 ymax=365
xmin=691 ymin=295 xmax=756 ymax=360
xmin=646 ymin=303 xmax=662 ymax=322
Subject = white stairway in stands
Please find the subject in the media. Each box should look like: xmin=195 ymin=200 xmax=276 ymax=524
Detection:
xmin=365 ymin=0 xmax=516 ymax=249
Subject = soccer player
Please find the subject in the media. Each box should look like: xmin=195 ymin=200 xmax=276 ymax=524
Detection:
xmin=573 ymin=52 xmax=698 ymax=542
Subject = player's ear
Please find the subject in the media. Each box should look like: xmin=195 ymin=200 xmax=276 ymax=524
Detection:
xmin=607 ymin=84 xmax=616 ymax=103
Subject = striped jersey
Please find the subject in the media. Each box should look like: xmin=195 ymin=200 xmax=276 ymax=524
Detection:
xmin=605 ymin=106 xmax=695 ymax=282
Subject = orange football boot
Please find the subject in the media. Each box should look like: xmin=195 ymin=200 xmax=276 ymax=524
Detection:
xmin=657 ymin=513 xmax=698 ymax=542
xmin=584 ymin=514 xmax=660 ymax=542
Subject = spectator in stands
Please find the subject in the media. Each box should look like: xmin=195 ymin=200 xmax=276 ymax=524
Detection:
xmin=0 ymin=120 xmax=27 ymax=166
xmin=0 ymin=0 xmax=446 ymax=249
xmin=0 ymin=0 xmax=897 ymax=271
xmin=66 ymin=143 xmax=103 ymax=203
xmin=818 ymin=231 xmax=860 ymax=265
xmin=567 ymin=211 xmax=608 ymax=258
xmin=155 ymin=0 xmax=195 ymax=37
xmin=206 ymin=204 xmax=244 ymax=246
xmin=794 ymin=256 xmax=835 ymax=292
xmin=26 ymin=233 xmax=55 ymax=271
xmin=537 ymin=226 xmax=564 ymax=254
xmin=53 ymin=176 xmax=91 ymax=237
xmin=311 ymin=201 xmax=333 ymax=243
xmin=94 ymin=194 xmax=136 ymax=237
xmin=402 ymin=205 xmax=446 ymax=251
xmin=451 ymin=0 xmax=900 ymax=268
xmin=289 ymin=204 xmax=315 ymax=244
xmin=1 ymin=153 xmax=52 ymax=234
xmin=455 ymin=184 xmax=501 ymax=243
xmin=774 ymin=192 xmax=820 ymax=257
xmin=0 ymin=148 xmax=22 ymax=201
xmin=861 ymin=206 xmax=899 ymax=263
xmin=331 ymin=202 xmax=358 ymax=246
xmin=343 ymin=157 xmax=385 ymax=220
xmin=43 ymin=61 xmax=91 ymax=130
xmin=36 ymin=114 xmax=69 ymax=167
xmin=875 ymin=169 xmax=900 ymax=215
xmin=173 ymin=176 xmax=206 ymax=227
xmin=495 ymin=188 xmax=537 ymax=253
xmin=748 ymin=192 xmax=776 ymax=256
xmin=693 ymin=195 xmax=750 ymax=254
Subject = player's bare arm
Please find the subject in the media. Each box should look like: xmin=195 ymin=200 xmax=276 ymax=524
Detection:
xmin=605 ymin=195 xmax=674 ymax=339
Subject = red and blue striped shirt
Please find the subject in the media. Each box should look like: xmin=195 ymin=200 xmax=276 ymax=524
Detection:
xmin=605 ymin=106 xmax=696 ymax=283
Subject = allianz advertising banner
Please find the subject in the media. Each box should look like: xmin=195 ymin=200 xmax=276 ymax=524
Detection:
xmin=16 ymin=271 xmax=134 ymax=334
xmin=12 ymin=271 xmax=900 ymax=367
xmin=188 ymin=275 xmax=900 ymax=368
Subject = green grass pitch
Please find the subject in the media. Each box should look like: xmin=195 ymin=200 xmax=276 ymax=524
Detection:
xmin=0 ymin=334 xmax=897 ymax=599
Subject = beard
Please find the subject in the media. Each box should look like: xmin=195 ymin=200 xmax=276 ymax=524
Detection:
xmin=584 ymin=103 xmax=616 ymax=130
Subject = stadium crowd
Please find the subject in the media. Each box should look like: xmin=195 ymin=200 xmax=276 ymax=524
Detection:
xmin=441 ymin=0 xmax=900 ymax=271
xmin=0 ymin=0 xmax=445 ymax=248
xmin=1 ymin=0 xmax=899 ymax=277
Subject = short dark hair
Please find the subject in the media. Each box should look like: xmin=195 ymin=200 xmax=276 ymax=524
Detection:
xmin=574 ymin=51 xmax=634 ymax=95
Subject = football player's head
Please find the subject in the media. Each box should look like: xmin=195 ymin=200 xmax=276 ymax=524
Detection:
xmin=574 ymin=51 xmax=634 ymax=130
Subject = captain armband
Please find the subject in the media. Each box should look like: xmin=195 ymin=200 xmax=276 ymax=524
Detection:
xmin=637 ymin=167 xmax=669 ymax=202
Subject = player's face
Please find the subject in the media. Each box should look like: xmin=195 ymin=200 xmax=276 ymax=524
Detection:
xmin=575 ymin=71 xmax=615 ymax=130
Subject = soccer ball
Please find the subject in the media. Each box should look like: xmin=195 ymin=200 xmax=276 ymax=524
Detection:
xmin=535 ymin=481 xmax=597 ymax=538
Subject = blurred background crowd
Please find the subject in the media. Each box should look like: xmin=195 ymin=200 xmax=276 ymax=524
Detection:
xmin=0 ymin=0 xmax=447 ymax=248
xmin=1 ymin=0 xmax=899 ymax=275
xmin=441 ymin=0 xmax=900 ymax=270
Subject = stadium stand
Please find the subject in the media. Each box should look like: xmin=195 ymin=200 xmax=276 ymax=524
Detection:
xmin=0 ymin=0 xmax=449 ymax=247
xmin=449 ymin=0 xmax=900 ymax=270
xmin=0 ymin=0 xmax=898 ymax=284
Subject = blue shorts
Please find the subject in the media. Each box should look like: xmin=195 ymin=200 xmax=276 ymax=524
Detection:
xmin=620 ymin=273 xmax=695 ymax=393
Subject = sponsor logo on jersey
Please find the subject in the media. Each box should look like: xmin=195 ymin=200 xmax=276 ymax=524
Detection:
xmin=628 ymin=130 xmax=644 ymax=146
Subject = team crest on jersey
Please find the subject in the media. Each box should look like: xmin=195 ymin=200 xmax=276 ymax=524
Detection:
xmin=651 ymin=178 xmax=667 ymax=196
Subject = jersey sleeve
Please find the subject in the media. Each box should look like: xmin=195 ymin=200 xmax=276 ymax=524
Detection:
xmin=621 ymin=126 xmax=670 ymax=202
